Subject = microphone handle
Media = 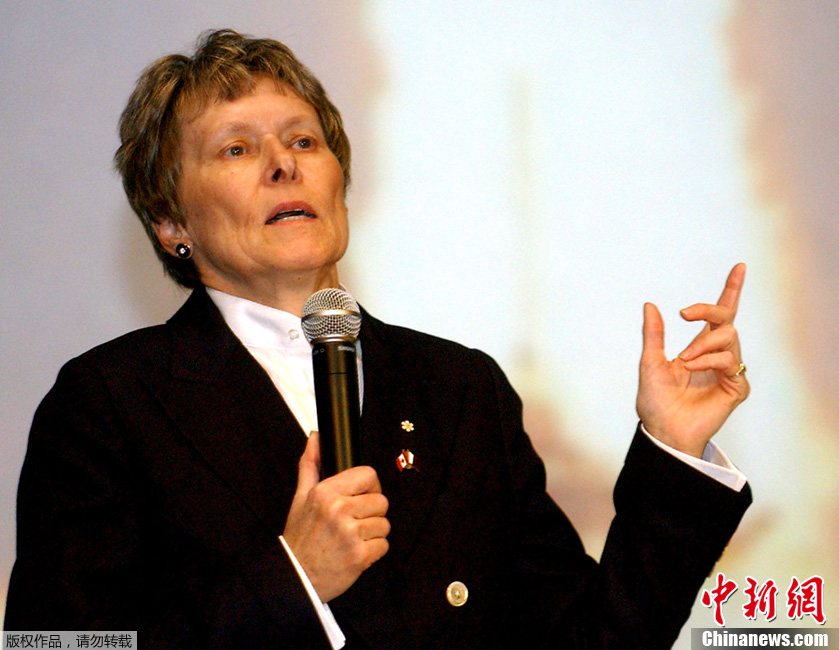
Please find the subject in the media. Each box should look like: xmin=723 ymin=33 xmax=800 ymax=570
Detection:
xmin=311 ymin=340 xmax=360 ymax=477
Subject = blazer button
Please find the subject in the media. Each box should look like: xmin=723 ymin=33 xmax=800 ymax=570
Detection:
xmin=446 ymin=581 xmax=468 ymax=607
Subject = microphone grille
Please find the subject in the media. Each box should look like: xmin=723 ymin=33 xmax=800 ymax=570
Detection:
xmin=301 ymin=288 xmax=362 ymax=342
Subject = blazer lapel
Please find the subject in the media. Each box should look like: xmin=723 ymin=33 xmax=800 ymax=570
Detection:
xmin=145 ymin=287 xmax=307 ymax=535
xmin=357 ymin=315 xmax=456 ymax=563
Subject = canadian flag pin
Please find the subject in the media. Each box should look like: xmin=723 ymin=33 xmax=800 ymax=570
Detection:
xmin=396 ymin=449 xmax=419 ymax=472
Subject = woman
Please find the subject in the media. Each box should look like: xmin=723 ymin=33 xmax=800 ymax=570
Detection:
xmin=6 ymin=29 xmax=751 ymax=649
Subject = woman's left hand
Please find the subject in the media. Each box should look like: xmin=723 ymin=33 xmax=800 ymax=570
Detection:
xmin=636 ymin=263 xmax=750 ymax=458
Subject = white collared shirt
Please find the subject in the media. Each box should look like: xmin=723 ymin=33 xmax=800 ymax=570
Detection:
xmin=208 ymin=288 xmax=320 ymax=435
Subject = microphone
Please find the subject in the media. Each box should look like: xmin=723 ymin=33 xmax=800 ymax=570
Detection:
xmin=301 ymin=288 xmax=362 ymax=477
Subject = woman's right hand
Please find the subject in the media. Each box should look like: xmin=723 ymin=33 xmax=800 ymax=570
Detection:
xmin=283 ymin=431 xmax=391 ymax=602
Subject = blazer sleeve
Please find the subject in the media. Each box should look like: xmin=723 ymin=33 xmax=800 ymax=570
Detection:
xmin=478 ymin=350 xmax=752 ymax=649
xmin=4 ymin=356 xmax=332 ymax=650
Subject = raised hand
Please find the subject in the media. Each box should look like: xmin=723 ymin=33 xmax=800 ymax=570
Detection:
xmin=636 ymin=263 xmax=750 ymax=458
xmin=283 ymin=431 xmax=391 ymax=602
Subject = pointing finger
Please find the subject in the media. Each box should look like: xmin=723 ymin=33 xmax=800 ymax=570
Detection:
xmin=716 ymin=262 xmax=746 ymax=312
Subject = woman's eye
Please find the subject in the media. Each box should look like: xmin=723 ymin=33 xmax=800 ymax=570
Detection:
xmin=294 ymin=138 xmax=313 ymax=150
xmin=224 ymin=145 xmax=246 ymax=157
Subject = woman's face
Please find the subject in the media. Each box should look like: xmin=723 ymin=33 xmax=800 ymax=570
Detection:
xmin=169 ymin=77 xmax=348 ymax=306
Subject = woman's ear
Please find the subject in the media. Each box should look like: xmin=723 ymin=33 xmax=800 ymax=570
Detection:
xmin=153 ymin=220 xmax=190 ymax=257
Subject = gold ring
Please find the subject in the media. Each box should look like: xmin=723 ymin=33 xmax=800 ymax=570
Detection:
xmin=733 ymin=363 xmax=746 ymax=378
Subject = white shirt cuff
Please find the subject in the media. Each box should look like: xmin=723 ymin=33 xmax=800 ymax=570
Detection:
xmin=639 ymin=423 xmax=747 ymax=492
xmin=279 ymin=535 xmax=346 ymax=649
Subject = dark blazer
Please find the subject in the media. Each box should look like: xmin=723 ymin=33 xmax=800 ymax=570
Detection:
xmin=6 ymin=287 xmax=751 ymax=648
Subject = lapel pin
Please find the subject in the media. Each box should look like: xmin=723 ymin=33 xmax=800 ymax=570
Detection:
xmin=446 ymin=581 xmax=469 ymax=607
xmin=401 ymin=420 xmax=415 ymax=432
xmin=396 ymin=449 xmax=419 ymax=472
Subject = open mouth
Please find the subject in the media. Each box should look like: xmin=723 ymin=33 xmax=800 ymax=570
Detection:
xmin=265 ymin=208 xmax=316 ymax=225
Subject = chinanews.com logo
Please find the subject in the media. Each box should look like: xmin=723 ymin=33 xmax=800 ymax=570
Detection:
xmin=691 ymin=573 xmax=836 ymax=649
xmin=701 ymin=573 xmax=825 ymax=626
xmin=692 ymin=629 xmax=836 ymax=648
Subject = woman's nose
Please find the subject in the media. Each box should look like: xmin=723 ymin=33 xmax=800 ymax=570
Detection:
xmin=264 ymin=137 xmax=297 ymax=183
